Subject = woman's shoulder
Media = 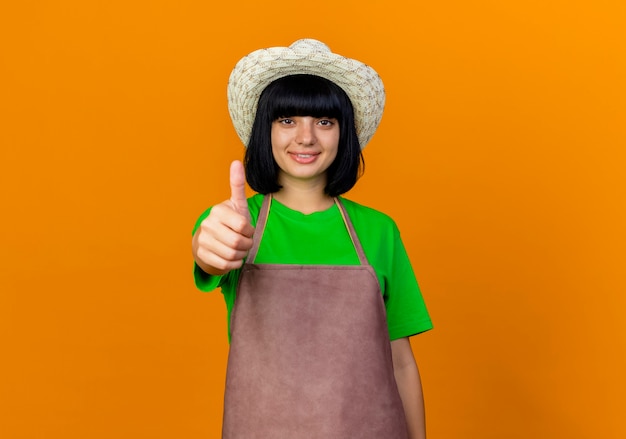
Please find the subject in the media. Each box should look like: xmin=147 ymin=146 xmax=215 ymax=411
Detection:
xmin=339 ymin=197 xmax=399 ymax=233
xmin=247 ymin=193 xmax=265 ymax=210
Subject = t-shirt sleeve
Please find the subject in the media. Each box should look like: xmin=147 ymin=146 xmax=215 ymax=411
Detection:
xmin=194 ymin=263 xmax=223 ymax=292
xmin=383 ymin=226 xmax=433 ymax=340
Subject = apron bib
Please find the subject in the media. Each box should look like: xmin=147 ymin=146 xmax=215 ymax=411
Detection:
xmin=222 ymin=195 xmax=408 ymax=439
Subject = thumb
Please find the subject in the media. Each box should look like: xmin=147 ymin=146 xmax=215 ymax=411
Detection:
xmin=229 ymin=160 xmax=251 ymax=221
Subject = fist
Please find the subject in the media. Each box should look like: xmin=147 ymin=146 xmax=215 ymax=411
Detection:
xmin=192 ymin=161 xmax=255 ymax=275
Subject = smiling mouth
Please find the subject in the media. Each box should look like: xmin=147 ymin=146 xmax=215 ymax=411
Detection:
xmin=289 ymin=152 xmax=320 ymax=164
xmin=289 ymin=152 xmax=320 ymax=157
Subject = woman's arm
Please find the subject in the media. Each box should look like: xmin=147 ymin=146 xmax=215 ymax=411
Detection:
xmin=391 ymin=337 xmax=426 ymax=439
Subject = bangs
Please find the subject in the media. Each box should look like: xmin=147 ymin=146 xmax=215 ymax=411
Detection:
xmin=260 ymin=74 xmax=348 ymax=121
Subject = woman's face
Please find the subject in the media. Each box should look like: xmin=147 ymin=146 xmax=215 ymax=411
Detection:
xmin=271 ymin=115 xmax=339 ymax=189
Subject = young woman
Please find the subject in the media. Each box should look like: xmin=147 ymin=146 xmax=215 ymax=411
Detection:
xmin=192 ymin=39 xmax=432 ymax=439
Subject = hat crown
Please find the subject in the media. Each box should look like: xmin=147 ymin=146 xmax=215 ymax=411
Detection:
xmin=289 ymin=39 xmax=331 ymax=53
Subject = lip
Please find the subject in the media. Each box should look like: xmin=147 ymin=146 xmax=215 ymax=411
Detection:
xmin=288 ymin=152 xmax=320 ymax=164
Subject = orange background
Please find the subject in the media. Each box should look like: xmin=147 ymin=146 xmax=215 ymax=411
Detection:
xmin=1 ymin=1 xmax=625 ymax=438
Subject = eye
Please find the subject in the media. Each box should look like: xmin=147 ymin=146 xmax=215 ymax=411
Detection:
xmin=317 ymin=118 xmax=336 ymax=126
xmin=277 ymin=118 xmax=294 ymax=125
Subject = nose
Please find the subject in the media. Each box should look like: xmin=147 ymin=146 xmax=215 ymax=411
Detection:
xmin=295 ymin=119 xmax=317 ymax=146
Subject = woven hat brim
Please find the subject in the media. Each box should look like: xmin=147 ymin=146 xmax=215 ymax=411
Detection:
xmin=227 ymin=40 xmax=385 ymax=148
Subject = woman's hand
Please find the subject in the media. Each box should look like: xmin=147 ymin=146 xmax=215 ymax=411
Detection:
xmin=192 ymin=161 xmax=255 ymax=276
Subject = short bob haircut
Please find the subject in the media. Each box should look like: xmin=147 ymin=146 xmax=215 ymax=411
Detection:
xmin=244 ymin=74 xmax=364 ymax=197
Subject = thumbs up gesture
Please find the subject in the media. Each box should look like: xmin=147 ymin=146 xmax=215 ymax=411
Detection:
xmin=192 ymin=161 xmax=255 ymax=276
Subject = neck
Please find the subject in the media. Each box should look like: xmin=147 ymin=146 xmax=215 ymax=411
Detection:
xmin=272 ymin=183 xmax=334 ymax=214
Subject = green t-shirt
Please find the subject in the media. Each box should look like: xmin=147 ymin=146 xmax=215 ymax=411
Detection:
xmin=193 ymin=194 xmax=432 ymax=341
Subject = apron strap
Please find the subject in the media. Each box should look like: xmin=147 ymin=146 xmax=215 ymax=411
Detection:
xmin=247 ymin=194 xmax=369 ymax=266
xmin=335 ymin=197 xmax=369 ymax=266
xmin=246 ymin=194 xmax=271 ymax=263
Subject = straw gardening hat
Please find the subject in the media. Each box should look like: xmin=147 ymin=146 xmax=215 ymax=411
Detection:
xmin=227 ymin=39 xmax=385 ymax=149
